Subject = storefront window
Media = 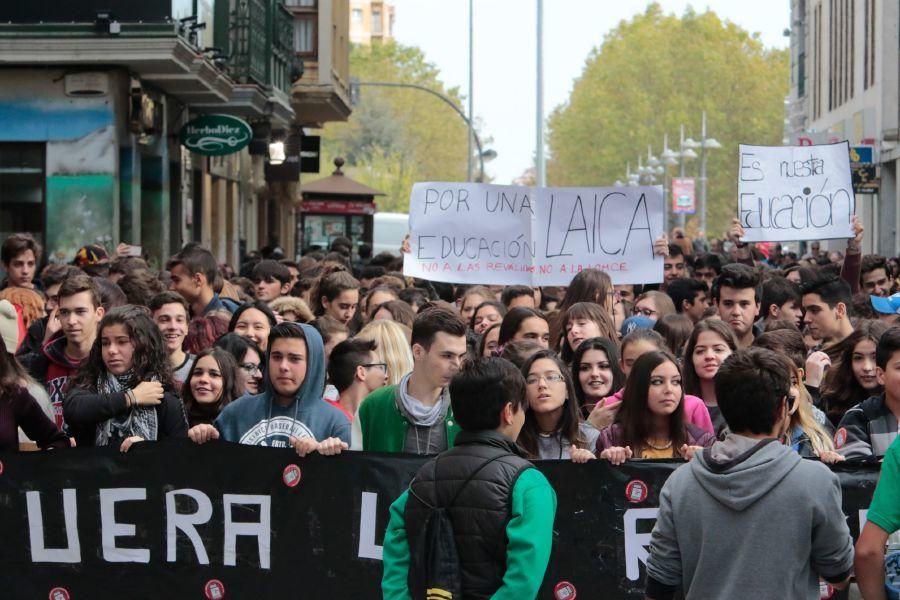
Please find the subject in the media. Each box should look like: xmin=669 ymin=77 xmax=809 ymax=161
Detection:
xmin=0 ymin=143 xmax=45 ymax=249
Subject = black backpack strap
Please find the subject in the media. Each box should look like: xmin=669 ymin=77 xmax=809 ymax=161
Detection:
xmin=444 ymin=453 xmax=515 ymax=507
xmin=408 ymin=452 xmax=521 ymax=509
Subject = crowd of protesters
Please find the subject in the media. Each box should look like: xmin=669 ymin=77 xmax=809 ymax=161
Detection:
xmin=1 ymin=216 xmax=899 ymax=598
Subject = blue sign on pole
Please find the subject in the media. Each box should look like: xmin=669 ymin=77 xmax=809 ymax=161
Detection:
xmin=849 ymin=145 xmax=874 ymax=165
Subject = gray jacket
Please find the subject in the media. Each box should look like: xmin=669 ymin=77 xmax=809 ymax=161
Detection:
xmin=646 ymin=435 xmax=854 ymax=600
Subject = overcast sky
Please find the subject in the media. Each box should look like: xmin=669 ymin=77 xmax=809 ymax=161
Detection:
xmin=391 ymin=0 xmax=791 ymax=184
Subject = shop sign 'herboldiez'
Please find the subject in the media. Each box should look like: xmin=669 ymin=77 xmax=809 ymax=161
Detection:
xmin=179 ymin=115 xmax=252 ymax=156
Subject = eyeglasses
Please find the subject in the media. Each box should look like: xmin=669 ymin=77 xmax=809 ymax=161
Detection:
xmin=362 ymin=362 xmax=388 ymax=373
xmin=525 ymin=372 xmax=565 ymax=386
xmin=240 ymin=363 xmax=262 ymax=375
xmin=633 ymin=307 xmax=658 ymax=318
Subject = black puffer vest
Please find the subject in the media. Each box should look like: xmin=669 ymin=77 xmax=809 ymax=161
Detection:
xmin=404 ymin=430 xmax=533 ymax=599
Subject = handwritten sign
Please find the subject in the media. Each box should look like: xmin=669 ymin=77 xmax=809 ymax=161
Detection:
xmin=403 ymin=183 xmax=664 ymax=285
xmin=737 ymin=142 xmax=855 ymax=242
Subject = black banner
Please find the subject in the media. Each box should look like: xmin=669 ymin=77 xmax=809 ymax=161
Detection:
xmin=0 ymin=442 xmax=879 ymax=599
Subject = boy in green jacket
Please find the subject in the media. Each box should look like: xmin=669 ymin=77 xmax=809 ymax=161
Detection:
xmin=352 ymin=307 xmax=467 ymax=454
xmin=382 ymin=357 xmax=556 ymax=599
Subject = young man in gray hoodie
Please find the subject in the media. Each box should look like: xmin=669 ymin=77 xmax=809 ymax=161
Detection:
xmin=645 ymin=347 xmax=854 ymax=600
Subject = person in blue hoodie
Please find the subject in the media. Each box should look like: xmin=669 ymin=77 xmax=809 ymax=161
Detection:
xmin=188 ymin=322 xmax=350 ymax=456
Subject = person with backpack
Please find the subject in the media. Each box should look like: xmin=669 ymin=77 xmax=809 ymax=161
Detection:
xmin=382 ymin=357 xmax=556 ymax=599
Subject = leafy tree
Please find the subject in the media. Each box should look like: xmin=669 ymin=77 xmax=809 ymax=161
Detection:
xmin=314 ymin=42 xmax=476 ymax=213
xmin=546 ymin=4 xmax=789 ymax=238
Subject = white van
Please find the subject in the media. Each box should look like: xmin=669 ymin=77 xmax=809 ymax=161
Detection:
xmin=372 ymin=212 xmax=409 ymax=256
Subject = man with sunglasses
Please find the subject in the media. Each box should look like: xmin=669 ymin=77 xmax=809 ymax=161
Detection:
xmin=326 ymin=338 xmax=387 ymax=422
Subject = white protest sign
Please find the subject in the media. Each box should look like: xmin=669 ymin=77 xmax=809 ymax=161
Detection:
xmin=403 ymin=183 xmax=664 ymax=286
xmin=737 ymin=142 xmax=855 ymax=242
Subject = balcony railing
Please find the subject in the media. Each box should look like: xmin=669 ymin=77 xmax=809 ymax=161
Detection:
xmin=225 ymin=0 xmax=292 ymax=94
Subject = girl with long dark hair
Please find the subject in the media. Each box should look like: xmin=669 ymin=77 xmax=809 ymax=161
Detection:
xmin=182 ymin=347 xmax=243 ymax=427
xmin=64 ymin=305 xmax=188 ymax=450
xmin=517 ymin=349 xmax=598 ymax=462
xmin=571 ymin=336 xmax=624 ymax=419
xmin=228 ymin=300 xmax=278 ymax=352
xmin=820 ymin=320 xmax=889 ymax=426
xmin=557 ymin=302 xmax=618 ymax=361
xmin=681 ymin=319 xmax=739 ymax=438
xmin=470 ymin=300 xmax=507 ymax=335
xmin=596 ymin=350 xmax=714 ymax=464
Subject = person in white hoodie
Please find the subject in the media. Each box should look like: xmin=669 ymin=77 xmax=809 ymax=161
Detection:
xmin=645 ymin=347 xmax=854 ymax=600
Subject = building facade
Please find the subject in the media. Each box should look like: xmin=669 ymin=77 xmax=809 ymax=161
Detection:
xmin=787 ymin=0 xmax=899 ymax=255
xmin=0 ymin=0 xmax=352 ymax=270
xmin=349 ymin=0 xmax=395 ymax=45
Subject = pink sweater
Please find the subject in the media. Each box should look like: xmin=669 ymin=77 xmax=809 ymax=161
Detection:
xmin=602 ymin=388 xmax=715 ymax=435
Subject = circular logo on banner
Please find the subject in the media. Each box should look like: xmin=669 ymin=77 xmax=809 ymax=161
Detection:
xmin=48 ymin=588 xmax=70 ymax=600
xmin=204 ymin=579 xmax=226 ymax=600
xmin=553 ymin=580 xmax=577 ymax=599
xmin=819 ymin=581 xmax=834 ymax=599
xmin=283 ymin=464 xmax=302 ymax=488
xmin=0 ymin=459 xmax=5 ymax=475
xmin=626 ymin=479 xmax=649 ymax=503
xmin=834 ymin=427 xmax=848 ymax=449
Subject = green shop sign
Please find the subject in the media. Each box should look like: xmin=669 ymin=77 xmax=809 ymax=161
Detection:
xmin=179 ymin=114 xmax=252 ymax=156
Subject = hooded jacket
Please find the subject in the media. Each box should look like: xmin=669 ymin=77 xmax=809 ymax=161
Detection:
xmin=214 ymin=323 xmax=350 ymax=446
xmin=19 ymin=331 xmax=84 ymax=431
xmin=645 ymin=435 xmax=854 ymax=600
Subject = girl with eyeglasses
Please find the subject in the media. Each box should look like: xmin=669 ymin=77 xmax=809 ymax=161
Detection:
xmin=214 ymin=333 xmax=264 ymax=395
xmin=596 ymin=350 xmax=715 ymax=464
xmin=517 ymin=350 xmax=599 ymax=462
xmin=631 ymin=291 xmax=676 ymax=323
xmin=182 ymin=348 xmax=243 ymax=428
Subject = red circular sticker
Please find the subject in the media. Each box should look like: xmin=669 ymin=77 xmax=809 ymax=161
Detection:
xmin=204 ymin=579 xmax=226 ymax=600
xmin=283 ymin=464 xmax=302 ymax=488
xmin=0 ymin=459 xmax=5 ymax=475
xmin=819 ymin=581 xmax=834 ymax=598
xmin=626 ymin=479 xmax=649 ymax=503
xmin=48 ymin=588 xmax=70 ymax=600
xmin=553 ymin=580 xmax=577 ymax=599
xmin=834 ymin=428 xmax=847 ymax=449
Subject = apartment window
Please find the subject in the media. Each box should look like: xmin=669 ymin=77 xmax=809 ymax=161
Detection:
xmin=0 ymin=143 xmax=45 ymax=250
xmin=294 ymin=15 xmax=317 ymax=57
xmin=352 ymin=8 xmax=363 ymax=23
xmin=372 ymin=8 xmax=382 ymax=34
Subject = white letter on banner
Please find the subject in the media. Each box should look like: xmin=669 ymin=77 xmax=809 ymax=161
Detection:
xmin=624 ymin=507 xmax=659 ymax=581
xmin=223 ymin=494 xmax=271 ymax=569
xmin=100 ymin=488 xmax=150 ymax=563
xmin=166 ymin=489 xmax=213 ymax=564
xmin=26 ymin=489 xmax=81 ymax=563
xmin=358 ymin=492 xmax=383 ymax=560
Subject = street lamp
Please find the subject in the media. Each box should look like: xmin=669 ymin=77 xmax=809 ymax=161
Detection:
xmin=698 ymin=111 xmax=721 ymax=236
xmin=676 ymin=124 xmax=699 ymax=229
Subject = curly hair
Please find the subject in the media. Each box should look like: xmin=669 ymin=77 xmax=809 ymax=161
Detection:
xmin=0 ymin=287 xmax=44 ymax=329
xmin=185 ymin=314 xmax=230 ymax=354
xmin=71 ymin=305 xmax=174 ymax=391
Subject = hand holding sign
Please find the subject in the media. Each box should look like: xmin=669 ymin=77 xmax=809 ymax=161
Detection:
xmin=737 ymin=142 xmax=855 ymax=243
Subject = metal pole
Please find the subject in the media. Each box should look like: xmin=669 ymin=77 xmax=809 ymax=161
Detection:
xmin=356 ymin=81 xmax=487 ymax=179
xmin=536 ymin=0 xmax=545 ymax=186
xmin=700 ymin=111 xmax=708 ymax=237
xmin=467 ymin=0 xmax=474 ymax=182
xmin=678 ymin=125 xmax=686 ymax=230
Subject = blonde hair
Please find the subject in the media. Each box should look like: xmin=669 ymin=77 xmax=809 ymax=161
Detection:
xmin=788 ymin=366 xmax=834 ymax=455
xmin=355 ymin=320 xmax=413 ymax=386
